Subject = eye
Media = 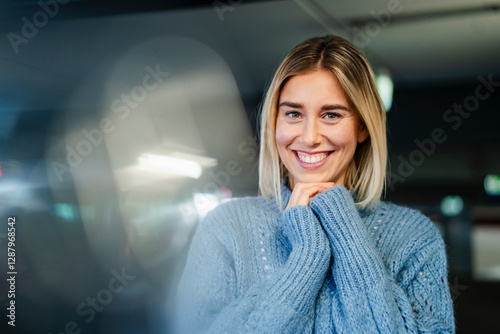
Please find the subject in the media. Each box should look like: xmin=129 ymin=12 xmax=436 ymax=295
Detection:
xmin=323 ymin=112 xmax=341 ymax=120
xmin=285 ymin=111 xmax=301 ymax=119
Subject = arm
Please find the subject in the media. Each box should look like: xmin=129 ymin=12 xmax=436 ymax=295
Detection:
xmin=310 ymin=186 xmax=455 ymax=333
xmin=176 ymin=204 xmax=331 ymax=334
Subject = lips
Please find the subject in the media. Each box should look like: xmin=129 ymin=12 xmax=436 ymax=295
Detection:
xmin=293 ymin=150 xmax=333 ymax=168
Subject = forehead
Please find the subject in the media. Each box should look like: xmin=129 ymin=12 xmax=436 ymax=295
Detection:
xmin=279 ymin=70 xmax=348 ymax=105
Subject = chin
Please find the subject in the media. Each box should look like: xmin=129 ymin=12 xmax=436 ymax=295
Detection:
xmin=290 ymin=174 xmax=338 ymax=186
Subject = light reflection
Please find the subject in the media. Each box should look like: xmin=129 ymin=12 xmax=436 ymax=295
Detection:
xmin=193 ymin=192 xmax=220 ymax=219
xmin=441 ymin=195 xmax=464 ymax=216
xmin=34 ymin=34 xmax=255 ymax=332
xmin=50 ymin=203 xmax=96 ymax=222
xmin=52 ymin=203 xmax=77 ymax=221
xmin=484 ymin=174 xmax=500 ymax=196
xmin=376 ymin=68 xmax=394 ymax=111
xmin=138 ymin=153 xmax=203 ymax=179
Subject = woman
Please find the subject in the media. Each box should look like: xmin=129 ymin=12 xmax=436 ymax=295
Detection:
xmin=176 ymin=35 xmax=455 ymax=333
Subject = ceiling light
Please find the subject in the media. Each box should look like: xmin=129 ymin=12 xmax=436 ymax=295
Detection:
xmin=139 ymin=153 xmax=202 ymax=179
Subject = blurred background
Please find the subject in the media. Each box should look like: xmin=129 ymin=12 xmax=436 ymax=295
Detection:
xmin=0 ymin=0 xmax=499 ymax=333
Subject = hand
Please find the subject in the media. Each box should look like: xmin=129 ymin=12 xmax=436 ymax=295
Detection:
xmin=286 ymin=182 xmax=335 ymax=210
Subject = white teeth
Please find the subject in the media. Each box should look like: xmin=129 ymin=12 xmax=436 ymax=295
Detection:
xmin=297 ymin=152 xmax=328 ymax=164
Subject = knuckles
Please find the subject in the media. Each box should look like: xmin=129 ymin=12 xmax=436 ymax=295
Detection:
xmin=288 ymin=182 xmax=336 ymax=208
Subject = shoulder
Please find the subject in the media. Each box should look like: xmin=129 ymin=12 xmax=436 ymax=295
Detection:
xmin=375 ymin=201 xmax=444 ymax=250
xmin=372 ymin=202 xmax=450 ymax=287
xmin=196 ymin=195 xmax=275 ymax=240
xmin=203 ymin=195 xmax=268 ymax=224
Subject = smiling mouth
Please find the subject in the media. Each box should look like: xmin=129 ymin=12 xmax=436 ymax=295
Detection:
xmin=294 ymin=151 xmax=333 ymax=164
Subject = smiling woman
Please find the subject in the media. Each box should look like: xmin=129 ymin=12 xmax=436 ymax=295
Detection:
xmin=176 ymin=35 xmax=456 ymax=333
xmin=259 ymin=35 xmax=387 ymax=211
xmin=275 ymin=70 xmax=368 ymax=195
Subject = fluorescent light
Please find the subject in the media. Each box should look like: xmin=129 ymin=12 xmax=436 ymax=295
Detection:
xmin=139 ymin=153 xmax=202 ymax=179
xmin=376 ymin=68 xmax=394 ymax=112
xmin=170 ymin=151 xmax=217 ymax=167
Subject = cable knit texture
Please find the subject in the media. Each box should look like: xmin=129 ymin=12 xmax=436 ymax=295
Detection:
xmin=176 ymin=181 xmax=456 ymax=333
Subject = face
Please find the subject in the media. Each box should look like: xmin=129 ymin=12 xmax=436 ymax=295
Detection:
xmin=275 ymin=69 xmax=368 ymax=189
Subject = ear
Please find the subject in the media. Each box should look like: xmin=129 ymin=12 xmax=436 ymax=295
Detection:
xmin=357 ymin=125 xmax=369 ymax=143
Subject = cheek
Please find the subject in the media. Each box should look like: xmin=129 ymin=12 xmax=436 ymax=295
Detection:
xmin=327 ymin=126 xmax=359 ymax=148
xmin=275 ymin=122 xmax=294 ymax=147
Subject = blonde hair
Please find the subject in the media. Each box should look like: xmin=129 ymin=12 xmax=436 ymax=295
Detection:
xmin=258 ymin=35 xmax=387 ymax=209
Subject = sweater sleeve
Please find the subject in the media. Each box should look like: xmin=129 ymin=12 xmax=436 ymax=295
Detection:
xmin=175 ymin=204 xmax=331 ymax=334
xmin=309 ymin=186 xmax=455 ymax=333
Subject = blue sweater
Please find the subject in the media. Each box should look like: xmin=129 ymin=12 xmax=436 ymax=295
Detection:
xmin=176 ymin=183 xmax=455 ymax=333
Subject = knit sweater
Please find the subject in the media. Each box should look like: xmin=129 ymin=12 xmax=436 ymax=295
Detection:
xmin=176 ymin=182 xmax=456 ymax=333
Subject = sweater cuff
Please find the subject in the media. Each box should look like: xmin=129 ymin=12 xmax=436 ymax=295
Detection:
xmin=309 ymin=185 xmax=377 ymax=259
xmin=271 ymin=206 xmax=331 ymax=315
xmin=280 ymin=205 xmax=329 ymax=250
xmin=310 ymin=185 xmax=358 ymax=223
xmin=310 ymin=186 xmax=387 ymax=276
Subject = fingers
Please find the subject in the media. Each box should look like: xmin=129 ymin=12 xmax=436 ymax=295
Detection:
xmin=286 ymin=182 xmax=335 ymax=210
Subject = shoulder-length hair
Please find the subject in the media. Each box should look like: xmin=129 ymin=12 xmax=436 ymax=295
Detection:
xmin=258 ymin=35 xmax=387 ymax=209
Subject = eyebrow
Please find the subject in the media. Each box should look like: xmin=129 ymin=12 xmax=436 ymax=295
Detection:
xmin=278 ymin=101 xmax=350 ymax=112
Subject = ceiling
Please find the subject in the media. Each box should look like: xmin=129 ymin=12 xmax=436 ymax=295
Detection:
xmin=1 ymin=0 xmax=499 ymax=111
xmin=306 ymin=0 xmax=500 ymax=82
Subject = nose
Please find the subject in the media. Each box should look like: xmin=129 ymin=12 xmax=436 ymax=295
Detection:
xmin=300 ymin=119 xmax=321 ymax=147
